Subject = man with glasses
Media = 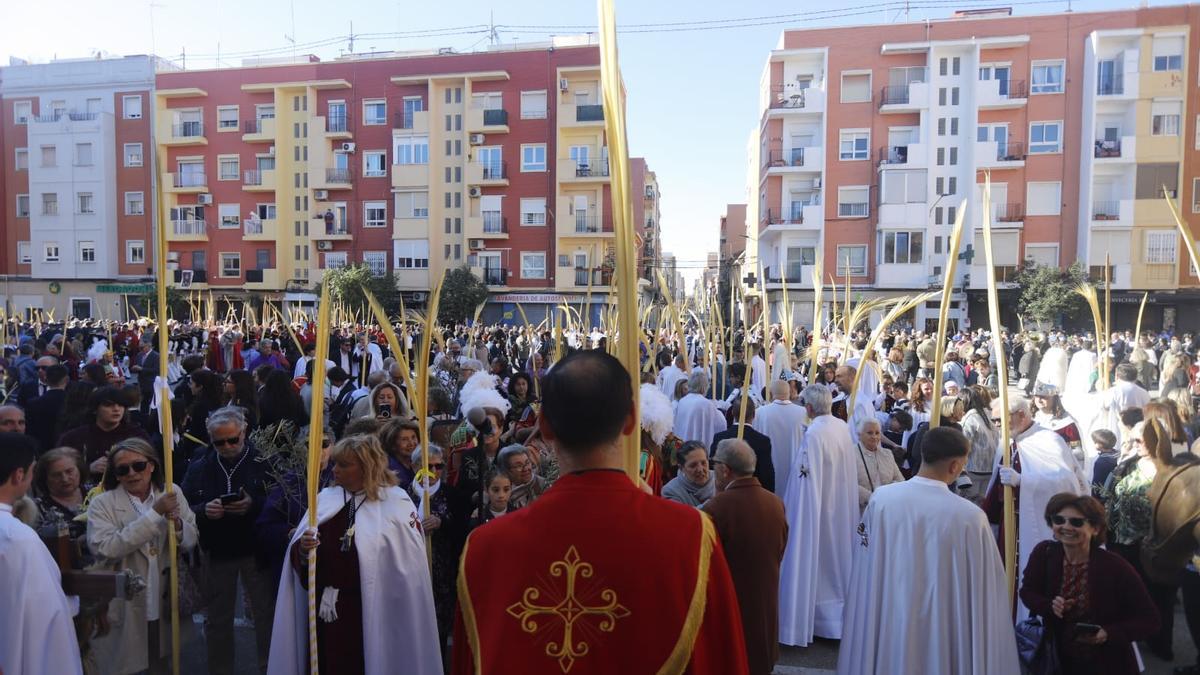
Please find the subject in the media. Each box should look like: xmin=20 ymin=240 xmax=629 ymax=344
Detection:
xmin=181 ymin=406 xmax=272 ymax=675
xmin=17 ymin=355 xmax=58 ymax=405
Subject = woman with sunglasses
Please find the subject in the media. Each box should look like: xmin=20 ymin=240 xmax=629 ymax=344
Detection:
xmin=407 ymin=443 xmax=456 ymax=663
xmin=86 ymin=437 xmax=198 ymax=675
xmin=1019 ymin=492 xmax=1159 ymax=674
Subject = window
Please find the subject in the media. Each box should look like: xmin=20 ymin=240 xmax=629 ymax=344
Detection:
xmin=840 ymin=72 xmax=871 ymax=103
xmin=41 ymin=193 xmax=58 ymax=216
xmin=363 ymin=99 xmax=386 ymax=125
xmin=1153 ymin=36 xmax=1184 ymax=71
xmin=256 ymin=203 xmax=276 ymax=220
xmin=363 ymin=151 xmax=387 ymax=177
xmin=881 ymin=170 xmax=926 ymax=204
xmin=1136 ymin=163 xmax=1179 ymax=199
xmin=395 ymin=240 xmax=430 ymax=269
xmin=785 ymin=247 xmax=816 ymax=278
xmin=1194 ymin=177 xmax=1200 ymax=213
xmin=363 ymin=251 xmax=388 ymax=277
xmin=951 ymin=88 xmax=960 ymax=105
xmin=44 ymin=243 xmax=60 ymax=262
xmin=41 ymin=145 xmax=56 ymax=167
xmin=14 ymin=101 xmax=31 ymax=124
xmin=521 ymin=252 xmax=547 ymax=279
xmin=1026 ymin=182 xmax=1062 ymax=216
xmin=1031 ymin=61 xmax=1064 ymax=94
xmin=124 ymin=143 xmax=143 ymax=167
xmin=1029 ymin=121 xmax=1062 ymax=153
xmin=364 ymin=201 xmax=387 ymax=228
xmin=393 ymin=135 xmax=429 ymax=164
xmin=79 ymin=241 xmax=96 ymax=263
xmin=14 ymin=148 xmax=27 ymax=171
xmin=836 ymin=245 xmax=867 ymax=275
xmin=17 ymin=242 xmax=31 ymax=264
xmin=1154 ymin=54 xmax=1183 ymax=71
xmin=77 ymin=193 xmax=94 ymax=215
xmin=124 ymin=191 xmax=144 ymax=215
xmin=520 ymin=91 xmax=547 ymax=119
xmin=122 ymin=95 xmax=142 ymax=119
xmin=520 ymin=198 xmax=546 ymax=226
xmin=218 ymin=204 xmax=240 ymax=228
xmin=1024 ymin=244 xmax=1059 ymax=267
xmin=125 ymin=240 xmax=145 ymax=265
xmin=220 ymin=253 xmax=242 ymax=277
xmin=1151 ymin=101 xmax=1181 ymax=136
xmin=324 ymin=252 xmax=348 ymax=270
xmin=839 ymin=130 xmax=869 ymax=160
xmin=395 ymin=191 xmax=428 ymax=218
xmin=521 ymin=144 xmax=547 ymax=171
xmin=217 ymin=106 xmax=239 ymax=130
xmin=218 ymin=156 xmax=239 ymax=180
xmin=16 ymin=195 xmax=29 ymax=218
xmin=1145 ymin=230 xmax=1177 ymax=264
xmin=838 ymin=186 xmax=869 ymax=218
xmin=880 ymin=231 xmax=924 ymax=264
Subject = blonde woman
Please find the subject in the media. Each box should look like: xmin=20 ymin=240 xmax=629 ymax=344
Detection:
xmin=86 ymin=438 xmax=198 ymax=675
xmin=268 ymin=434 xmax=442 ymax=674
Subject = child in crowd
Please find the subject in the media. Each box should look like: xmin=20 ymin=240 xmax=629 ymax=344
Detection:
xmin=1091 ymin=428 xmax=1120 ymax=499
xmin=468 ymin=469 xmax=513 ymax=530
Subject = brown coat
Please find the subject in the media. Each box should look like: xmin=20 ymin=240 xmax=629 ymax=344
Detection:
xmin=703 ymin=477 xmax=788 ymax=675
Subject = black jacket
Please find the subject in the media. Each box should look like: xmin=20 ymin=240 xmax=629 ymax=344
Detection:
xmin=710 ymin=423 xmax=776 ymax=493
xmin=26 ymin=388 xmax=66 ymax=450
xmin=181 ymin=442 xmax=270 ymax=561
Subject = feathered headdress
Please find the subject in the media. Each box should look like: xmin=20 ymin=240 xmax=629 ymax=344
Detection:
xmin=639 ymin=383 xmax=673 ymax=447
xmin=459 ymin=371 xmax=511 ymax=417
xmin=87 ymin=338 xmax=108 ymax=364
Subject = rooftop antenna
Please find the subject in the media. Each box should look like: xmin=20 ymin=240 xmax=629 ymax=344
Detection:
xmin=349 ymin=21 xmax=355 ymax=53
xmin=489 ymin=11 xmax=499 ymax=46
xmin=285 ymin=0 xmax=296 ymax=61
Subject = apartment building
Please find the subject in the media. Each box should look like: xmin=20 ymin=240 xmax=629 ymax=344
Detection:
xmin=0 ymin=56 xmax=159 ymax=319
xmin=629 ymin=157 xmax=662 ymax=301
xmin=756 ymin=5 xmax=1200 ymax=331
xmin=152 ymin=38 xmax=615 ymax=322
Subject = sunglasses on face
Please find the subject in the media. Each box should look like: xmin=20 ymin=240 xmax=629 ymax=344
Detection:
xmin=115 ymin=460 xmax=149 ymax=477
xmin=1051 ymin=515 xmax=1088 ymax=528
xmin=212 ymin=436 xmax=240 ymax=447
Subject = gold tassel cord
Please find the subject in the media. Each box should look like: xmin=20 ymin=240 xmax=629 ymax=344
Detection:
xmin=929 ymin=198 xmax=969 ymax=428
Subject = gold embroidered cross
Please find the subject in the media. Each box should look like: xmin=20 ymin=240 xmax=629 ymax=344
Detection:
xmin=506 ymin=545 xmax=631 ymax=673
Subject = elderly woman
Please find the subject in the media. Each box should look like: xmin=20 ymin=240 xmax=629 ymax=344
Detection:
xmin=270 ymin=435 xmax=442 ymax=674
xmin=1128 ymin=347 xmax=1159 ymax=391
xmin=959 ymin=386 xmax=997 ymax=503
xmin=854 ymin=418 xmax=904 ymax=512
xmin=378 ymin=417 xmax=420 ymax=489
xmin=1019 ymin=493 xmax=1159 ymax=674
xmin=406 ymin=443 xmax=455 ymax=660
xmin=87 ymin=438 xmax=199 ymax=675
xmin=661 ymin=441 xmax=714 ymax=508
xmin=498 ymin=444 xmax=546 ymax=510
xmin=1034 ymin=384 xmax=1083 ymax=467
xmin=33 ymin=446 xmax=90 ymax=541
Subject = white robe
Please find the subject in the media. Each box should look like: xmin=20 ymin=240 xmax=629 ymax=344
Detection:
xmin=752 ymin=400 xmax=808 ymax=495
xmin=751 ymin=355 xmax=768 ymax=397
xmin=268 ymin=486 xmax=442 ymax=675
xmin=838 ymin=478 xmax=1020 ymax=675
xmin=1035 ymin=346 xmax=1069 ymax=391
xmin=779 ymin=414 xmax=858 ymax=646
xmin=656 ymin=364 xmax=686 ymax=399
xmin=0 ymin=503 xmax=83 ymax=675
xmin=673 ymin=393 xmax=728 ymax=446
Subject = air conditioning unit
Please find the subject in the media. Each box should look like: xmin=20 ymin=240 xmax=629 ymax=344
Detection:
xmin=314 ymin=189 xmax=329 ymax=200
xmin=469 ymin=239 xmax=485 ymax=250
xmin=179 ymin=270 xmax=194 ymax=288
xmin=267 ymin=145 xmax=276 ymax=156
xmin=316 ymin=240 xmax=333 ymax=251
xmin=167 ymin=252 xmax=180 ymax=263
xmin=469 ymin=133 xmax=485 ymax=145
xmin=560 ymin=78 xmax=569 ymax=91
xmin=341 ymin=142 xmax=356 ymax=153
xmin=197 ymin=194 xmax=213 ymax=205
xmin=412 ymin=292 xmax=427 ymax=302
xmin=812 ymin=177 xmax=822 ymax=189
xmin=468 ymin=186 xmax=482 ymax=198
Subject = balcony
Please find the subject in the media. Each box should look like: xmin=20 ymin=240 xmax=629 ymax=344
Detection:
xmin=394 ymin=110 xmax=429 ymax=133
xmin=243 ymin=218 xmax=277 ymax=241
xmin=244 ymin=268 xmax=280 ymax=289
xmin=324 ymin=168 xmax=353 ymax=186
xmin=1091 ymin=198 xmax=1132 ymax=228
xmin=574 ymin=268 xmax=613 ymax=287
xmin=558 ymin=102 xmax=604 ymax=127
xmin=557 ymin=157 xmax=610 ymax=183
xmin=242 ymin=118 xmax=275 ymax=142
xmin=466 ymin=161 xmax=509 ymax=186
xmin=765 ymin=147 xmax=821 ymax=171
xmin=170 ymin=219 xmax=208 ymax=241
xmin=164 ymin=171 xmax=207 ymax=193
xmin=172 ymin=269 xmax=209 ymax=286
xmin=480 ymin=267 xmax=507 ymax=286
xmin=160 ymin=119 xmax=207 ymax=146
xmin=976 ymin=141 xmax=1025 ymax=169
xmin=467 ymin=106 xmax=509 ymax=132
xmin=391 ymin=161 xmax=429 ymax=188
xmin=761 ymin=205 xmax=821 ymax=232
xmin=242 ymin=169 xmax=276 ymax=192
xmin=567 ymin=213 xmax=606 ymax=235
xmin=311 ymin=217 xmax=353 ymax=240
xmin=993 ymin=203 xmax=1024 ymax=225
xmin=1097 ymin=73 xmax=1125 ymax=97
xmin=1093 ymin=136 xmax=1134 ymax=163
xmin=324 ymin=115 xmax=351 ymax=138
xmin=482 ymin=212 xmax=507 ymax=235
xmin=878 ymin=81 xmax=928 ymax=114
xmin=976 ymin=79 xmax=1028 ymax=109
xmin=763 ymin=265 xmax=815 ymax=288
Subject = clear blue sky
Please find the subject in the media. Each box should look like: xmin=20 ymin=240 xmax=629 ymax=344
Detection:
xmin=1 ymin=0 xmax=1158 ymax=284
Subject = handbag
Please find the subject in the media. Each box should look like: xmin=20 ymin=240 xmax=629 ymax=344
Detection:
xmin=1014 ymin=550 xmax=1062 ymax=675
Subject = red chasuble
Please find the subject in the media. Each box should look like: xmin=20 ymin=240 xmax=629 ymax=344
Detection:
xmin=452 ymin=470 xmax=748 ymax=675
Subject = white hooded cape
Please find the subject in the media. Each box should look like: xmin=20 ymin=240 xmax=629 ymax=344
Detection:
xmin=673 ymin=393 xmax=727 ymax=446
xmin=752 ymin=399 xmax=808 ymax=496
xmin=267 ymin=486 xmax=442 ymax=675
xmin=778 ymin=414 xmax=858 ymax=646
xmin=838 ymin=478 xmax=1020 ymax=675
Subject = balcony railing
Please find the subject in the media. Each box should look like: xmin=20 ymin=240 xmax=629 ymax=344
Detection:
xmin=1089 ymin=265 xmax=1116 ymax=282
xmin=1097 ymin=74 xmax=1124 ymax=96
xmin=576 ymin=104 xmax=604 ymax=122
xmin=326 ymin=114 xmax=348 ymax=133
xmin=763 ymin=207 xmax=805 ymax=225
xmin=763 ymin=266 xmax=808 ymax=284
xmin=574 ymin=268 xmax=613 ymax=286
xmin=483 ymin=268 xmax=507 ymax=285
xmin=880 ymin=85 xmax=911 ymax=106
xmin=479 ymin=161 xmax=507 ymax=180
xmin=1092 ymin=200 xmax=1121 ymax=220
xmin=243 ymin=170 xmax=264 ymax=186
xmin=243 ymin=119 xmax=272 ymax=134
xmin=574 ymin=159 xmax=609 ymax=177
xmin=994 ymin=203 xmax=1024 ymax=223
xmin=244 ymin=219 xmax=265 ymax=235
xmin=991 ymin=79 xmax=1028 ymax=99
xmin=878 ymin=145 xmax=909 ymax=166
xmin=172 ymin=172 xmax=207 ymax=188
xmin=172 ymin=219 xmax=207 ymax=236
xmin=395 ymin=110 xmax=420 ymax=129
xmin=69 ymin=112 xmax=98 ymax=121
xmin=483 ymin=108 xmax=508 ymax=126
xmin=766 ymin=148 xmax=806 ymax=167
xmin=1094 ymin=139 xmax=1122 ymax=158
xmin=42 ymin=203 xmax=59 ymax=216
xmin=482 ymin=212 xmax=507 ymax=234
xmin=988 ymin=141 xmax=1026 ymax=162
xmin=325 ymin=168 xmax=352 ymax=184
xmin=769 ymin=85 xmax=810 ymax=109
xmin=574 ymin=213 xmax=600 ymax=233
xmin=317 ymin=218 xmax=350 ymax=235
xmin=173 ymin=121 xmax=203 ymax=138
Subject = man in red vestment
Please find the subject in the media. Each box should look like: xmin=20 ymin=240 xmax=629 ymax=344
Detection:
xmin=453 ymin=350 xmax=748 ymax=675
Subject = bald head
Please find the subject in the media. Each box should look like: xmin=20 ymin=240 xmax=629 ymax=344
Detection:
xmin=714 ymin=438 xmax=756 ymax=476
xmin=769 ymin=379 xmax=790 ymax=401
xmin=835 ymin=365 xmax=856 ymax=394
xmin=0 ymin=405 xmax=25 ymax=434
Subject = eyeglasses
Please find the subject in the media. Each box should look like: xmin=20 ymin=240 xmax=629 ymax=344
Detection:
xmin=1051 ymin=515 xmax=1088 ymax=528
xmin=428 ymin=462 xmax=445 ymax=470
xmin=114 ymin=460 xmax=149 ymax=477
xmin=212 ymin=436 xmax=241 ymax=447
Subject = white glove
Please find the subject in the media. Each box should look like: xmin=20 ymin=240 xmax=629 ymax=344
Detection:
xmin=318 ymin=587 xmax=340 ymax=623
xmin=999 ymin=467 xmax=1021 ymax=487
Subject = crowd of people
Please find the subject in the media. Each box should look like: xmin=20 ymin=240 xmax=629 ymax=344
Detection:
xmin=1 ymin=313 xmax=1199 ymax=674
